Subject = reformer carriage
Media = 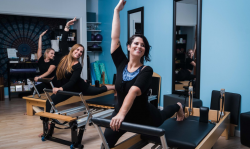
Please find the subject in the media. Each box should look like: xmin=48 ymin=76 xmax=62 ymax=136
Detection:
xmin=33 ymin=73 xmax=160 ymax=148
xmin=92 ymin=87 xmax=241 ymax=149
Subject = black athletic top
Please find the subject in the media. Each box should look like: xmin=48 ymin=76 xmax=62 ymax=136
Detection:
xmin=52 ymin=31 xmax=89 ymax=91
xmin=38 ymin=57 xmax=56 ymax=78
xmin=112 ymin=45 xmax=154 ymax=125
xmin=186 ymin=58 xmax=194 ymax=71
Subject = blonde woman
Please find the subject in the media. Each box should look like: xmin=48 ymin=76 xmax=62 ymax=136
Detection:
xmin=32 ymin=30 xmax=56 ymax=93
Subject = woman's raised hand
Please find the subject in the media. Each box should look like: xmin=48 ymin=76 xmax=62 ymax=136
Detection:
xmin=66 ymin=17 xmax=77 ymax=27
xmin=40 ymin=30 xmax=48 ymax=37
xmin=115 ymin=0 xmax=126 ymax=12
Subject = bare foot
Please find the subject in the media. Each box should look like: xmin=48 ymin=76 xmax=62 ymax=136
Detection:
xmin=38 ymin=123 xmax=51 ymax=137
xmin=38 ymin=132 xmax=43 ymax=137
xmin=176 ymin=102 xmax=184 ymax=121
xmin=105 ymin=85 xmax=115 ymax=90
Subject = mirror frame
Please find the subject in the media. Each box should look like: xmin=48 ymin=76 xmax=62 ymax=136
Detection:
xmin=127 ymin=7 xmax=144 ymax=40
xmin=172 ymin=0 xmax=202 ymax=98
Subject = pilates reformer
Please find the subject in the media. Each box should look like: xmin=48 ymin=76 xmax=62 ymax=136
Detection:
xmin=35 ymin=88 xmax=115 ymax=149
xmin=28 ymin=77 xmax=54 ymax=98
xmin=92 ymin=87 xmax=230 ymax=149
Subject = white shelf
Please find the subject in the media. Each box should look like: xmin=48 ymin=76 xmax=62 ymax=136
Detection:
xmin=87 ymin=22 xmax=101 ymax=24
xmin=87 ymin=41 xmax=102 ymax=43
xmin=87 ymin=30 xmax=101 ymax=32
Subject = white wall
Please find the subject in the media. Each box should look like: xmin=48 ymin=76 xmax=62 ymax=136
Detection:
xmin=176 ymin=3 xmax=197 ymax=26
xmin=0 ymin=0 xmax=88 ymax=79
xmin=129 ymin=11 xmax=141 ymax=37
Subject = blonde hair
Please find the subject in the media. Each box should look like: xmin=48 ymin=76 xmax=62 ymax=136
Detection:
xmin=56 ymin=44 xmax=84 ymax=80
xmin=44 ymin=48 xmax=55 ymax=59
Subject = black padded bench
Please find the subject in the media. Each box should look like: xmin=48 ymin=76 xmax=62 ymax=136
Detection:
xmin=141 ymin=117 xmax=215 ymax=149
xmin=86 ymin=94 xmax=117 ymax=107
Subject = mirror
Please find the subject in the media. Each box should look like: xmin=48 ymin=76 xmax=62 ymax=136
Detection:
xmin=128 ymin=7 xmax=144 ymax=39
xmin=172 ymin=0 xmax=202 ymax=98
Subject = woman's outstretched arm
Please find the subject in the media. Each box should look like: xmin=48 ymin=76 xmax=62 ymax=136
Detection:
xmin=37 ymin=30 xmax=47 ymax=59
xmin=61 ymin=18 xmax=77 ymax=56
xmin=111 ymin=0 xmax=126 ymax=54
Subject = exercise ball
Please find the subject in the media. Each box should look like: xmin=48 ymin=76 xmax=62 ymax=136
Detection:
xmin=91 ymin=34 xmax=96 ymax=41
xmin=95 ymin=34 xmax=103 ymax=41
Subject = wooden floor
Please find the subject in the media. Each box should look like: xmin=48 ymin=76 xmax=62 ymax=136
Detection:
xmin=0 ymin=98 xmax=249 ymax=149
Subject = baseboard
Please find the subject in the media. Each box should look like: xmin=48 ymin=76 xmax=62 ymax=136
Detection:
xmin=158 ymin=106 xmax=163 ymax=110
xmin=235 ymin=130 xmax=240 ymax=137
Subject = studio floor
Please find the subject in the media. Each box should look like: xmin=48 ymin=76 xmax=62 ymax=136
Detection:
xmin=0 ymin=98 xmax=249 ymax=149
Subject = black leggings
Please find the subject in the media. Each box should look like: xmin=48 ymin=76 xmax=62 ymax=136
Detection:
xmin=103 ymin=103 xmax=180 ymax=148
xmin=45 ymin=85 xmax=107 ymax=112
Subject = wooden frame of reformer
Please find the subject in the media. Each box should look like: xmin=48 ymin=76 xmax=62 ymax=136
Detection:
xmin=23 ymin=90 xmax=115 ymax=116
xmin=112 ymin=89 xmax=230 ymax=149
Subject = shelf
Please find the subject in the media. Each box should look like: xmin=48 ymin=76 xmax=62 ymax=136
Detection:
xmin=87 ymin=30 xmax=101 ymax=32
xmin=87 ymin=41 xmax=102 ymax=43
xmin=9 ymin=62 xmax=38 ymax=64
xmin=87 ymin=51 xmax=102 ymax=52
xmin=87 ymin=22 xmax=101 ymax=24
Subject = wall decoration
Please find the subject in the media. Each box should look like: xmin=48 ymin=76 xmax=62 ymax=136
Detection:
xmin=0 ymin=14 xmax=67 ymax=86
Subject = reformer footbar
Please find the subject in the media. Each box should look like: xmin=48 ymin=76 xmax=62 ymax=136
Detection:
xmin=92 ymin=88 xmax=230 ymax=149
xmin=36 ymin=89 xmax=114 ymax=149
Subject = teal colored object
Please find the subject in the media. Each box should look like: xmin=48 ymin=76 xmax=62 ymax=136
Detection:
xmin=90 ymin=63 xmax=97 ymax=85
xmin=93 ymin=61 xmax=102 ymax=84
xmin=87 ymin=31 xmax=91 ymax=41
xmin=99 ymin=63 xmax=109 ymax=84
xmin=87 ymin=12 xmax=96 ymax=22
xmin=4 ymin=87 xmax=8 ymax=97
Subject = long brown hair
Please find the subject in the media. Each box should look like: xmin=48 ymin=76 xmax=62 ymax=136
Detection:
xmin=56 ymin=44 xmax=84 ymax=80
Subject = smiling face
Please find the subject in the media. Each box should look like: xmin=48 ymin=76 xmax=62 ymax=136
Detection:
xmin=72 ymin=46 xmax=84 ymax=59
xmin=187 ymin=49 xmax=194 ymax=58
xmin=47 ymin=50 xmax=55 ymax=60
xmin=128 ymin=37 xmax=145 ymax=60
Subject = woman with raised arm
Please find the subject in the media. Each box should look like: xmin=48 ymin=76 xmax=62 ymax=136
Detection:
xmin=39 ymin=18 xmax=115 ymax=137
xmin=103 ymin=0 xmax=185 ymax=147
xmin=32 ymin=30 xmax=56 ymax=93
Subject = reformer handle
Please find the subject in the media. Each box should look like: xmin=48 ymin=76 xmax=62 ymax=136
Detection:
xmin=92 ymin=118 xmax=165 ymax=137
xmin=43 ymin=89 xmax=82 ymax=96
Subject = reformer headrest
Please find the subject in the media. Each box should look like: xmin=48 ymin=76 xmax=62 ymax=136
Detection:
xmin=92 ymin=118 xmax=165 ymax=137
xmin=28 ymin=78 xmax=52 ymax=83
xmin=38 ymin=78 xmax=52 ymax=84
xmin=210 ymin=90 xmax=241 ymax=125
xmin=43 ymin=89 xmax=82 ymax=96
